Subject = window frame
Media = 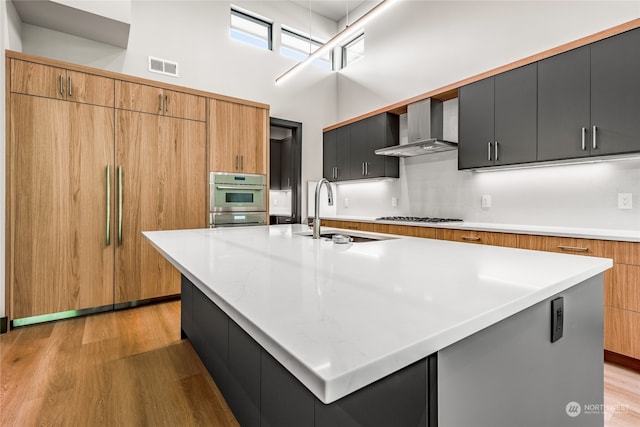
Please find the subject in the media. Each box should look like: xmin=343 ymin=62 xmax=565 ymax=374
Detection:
xmin=280 ymin=26 xmax=332 ymax=70
xmin=341 ymin=33 xmax=365 ymax=69
xmin=230 ymin=7 xmax=273 ymax=51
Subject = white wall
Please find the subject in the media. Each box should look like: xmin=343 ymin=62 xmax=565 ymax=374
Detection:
xmin=331 ymin=1 xmax=640 ymax=231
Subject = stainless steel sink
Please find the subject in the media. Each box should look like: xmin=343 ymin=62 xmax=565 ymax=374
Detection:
xmin=295 ymin=230 xmax=397 ymax=243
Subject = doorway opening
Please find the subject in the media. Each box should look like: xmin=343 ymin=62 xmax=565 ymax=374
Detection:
xmin=269 ymin=117 xmax=302 ymax=224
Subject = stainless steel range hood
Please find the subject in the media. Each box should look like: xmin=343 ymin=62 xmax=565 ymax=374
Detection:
xmin=375 ymin=98 xmax=458 ymax=157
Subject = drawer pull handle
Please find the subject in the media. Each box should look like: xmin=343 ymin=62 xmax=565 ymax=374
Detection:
xmin=461 ymin=236 xmax=481 ymax=241
xmin=557 ymin=245 xmax=589 ymax=253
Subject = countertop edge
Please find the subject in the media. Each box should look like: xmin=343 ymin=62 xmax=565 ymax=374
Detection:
xmin=320 ymin=216 xmax=640 ymax=242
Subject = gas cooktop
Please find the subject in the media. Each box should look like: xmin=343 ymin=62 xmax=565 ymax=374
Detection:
xmin=376 ymin=216 xmax=464 ymax=223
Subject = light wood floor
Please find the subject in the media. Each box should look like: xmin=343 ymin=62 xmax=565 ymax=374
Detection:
xmin=1 ymin=300 xmax=639 ymax=426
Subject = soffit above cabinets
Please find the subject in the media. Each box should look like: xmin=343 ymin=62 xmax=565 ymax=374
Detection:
xmin=12 ymin=0 xmax=131 ymax=48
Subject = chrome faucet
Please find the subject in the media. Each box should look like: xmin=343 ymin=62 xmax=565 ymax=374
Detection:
xmin=313 ymin=178 xmax=334 ymax=239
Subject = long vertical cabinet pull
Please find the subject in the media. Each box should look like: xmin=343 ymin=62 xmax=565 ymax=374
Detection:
xmin=165 ymin=95 xmax=169 ymax=112
xmin=117 ymin=166 xmax=123 ymax=245
xmin=106 ymin=165 xmax=111 ymax=246
xmin=159 ymin=94 xmax=163 ymax=112
xmin=68 ymin=76 xmax=72 ymax=96
xmin=494 ymin=141 xmax=499 ymax=161
xmin=592 ymin=125 xmax=598 ymax=149
xmin=59 ymin=75 xmax=64 ymax=95
xmin=487 ymin=142 xmax=492 ymax=161
xmin=581 ymin=127 xmax=587 ymax=150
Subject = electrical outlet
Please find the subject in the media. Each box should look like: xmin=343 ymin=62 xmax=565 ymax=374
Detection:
xmin=344 ymin=197 xmax=349 ymax=208
xmin=481 ymin=195 xmax=492 ymax=208
xmin=618 ymin=193 xmax=633 ymax=210
xmin=391 ymin=197 xmax=398 ymax=207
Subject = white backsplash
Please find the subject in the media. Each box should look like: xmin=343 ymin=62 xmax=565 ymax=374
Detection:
xmin=269 ymin=190 xmax=293 ymax=217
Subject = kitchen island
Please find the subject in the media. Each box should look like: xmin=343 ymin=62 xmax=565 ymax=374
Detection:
xmin=144 ymin=224 xmax=612 ymax=427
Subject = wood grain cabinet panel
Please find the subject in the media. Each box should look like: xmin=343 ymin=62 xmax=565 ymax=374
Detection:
xmin=516 ymin=234 xmax=611 ymax=258
xmin=605 ymin=307 xmax=640 ymax=360
xmin=439 ymin=229 xmax=518 ymax=247
xmin=11 ymin=59 xmax=114 ymax=107
xmin=115 ymin=81 xmax=205 ymax=121
xmin=10 ymin=94 xmax=115 ymax=318
xmin=115 ymin=110 xmax=206 ymax=303
xmin=209 ymin=99 xmax=268 ymax=174
xmin=607 ymin=264 xmax=640 ymax=312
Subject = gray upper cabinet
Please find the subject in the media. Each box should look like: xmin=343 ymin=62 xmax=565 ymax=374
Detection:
xmin=539 ymin=28 xmax=640 ymax=161
xmin=324 ymin=113 xmax=399 ymax=181
xmin=323 ymin=128 xmax=350 ymax=182
xmin=459 ymin=63 xmax=537 ymax=169
xmin=590 ymin=28 xmax=640 ymax=156
xmin=538 ymin=46 xmax=592 ymax=161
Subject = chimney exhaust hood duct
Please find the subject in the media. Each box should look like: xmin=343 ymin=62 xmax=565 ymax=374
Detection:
xmin=375 ymin=98 xmax=458 ymax=157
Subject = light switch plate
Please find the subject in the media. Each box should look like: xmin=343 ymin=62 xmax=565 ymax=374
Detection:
xmin=618 ymin=193 xmax=632 ymax=210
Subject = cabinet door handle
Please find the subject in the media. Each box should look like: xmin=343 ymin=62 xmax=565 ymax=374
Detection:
xmin=494 ymin=141 xmax=499 ymax=162
xmin=334 ymin=167 xmax=337 ymax=180
xmin=592 ymin=125 xmax=597 ymax=149
xmin=117 ymin=166 xmax=123 ymax=246
xmin=159 ymin=94 xmax=163 ymax=112
xmin=362 ymin=162 xmax=365 ymax=176
xmin=106 ymin=165 xmax=111 ymax=246
xmin=487 ymin=142 xmax=492 ymax=161
xmin=59 ymin=75 xmax=64 ymax=95
xmin=165 ymin=95 xmax=169 ymax=112
xmin=461 ymin=236 xmax=481 ymax=241
xmin=581 ymin=127 xmax=587 ymax=150
xmin=68 ymin=76 xmax=72 ymax=97
xmin=365 ymin=162 xmax=369 ymax=176
xmin=557 ymin=245 xmax=589 ymax=253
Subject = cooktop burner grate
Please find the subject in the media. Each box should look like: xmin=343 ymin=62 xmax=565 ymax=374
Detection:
xmin=376 ymin=216 xmax=464 ymax=223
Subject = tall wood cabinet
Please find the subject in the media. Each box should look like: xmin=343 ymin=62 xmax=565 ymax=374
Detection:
xmin=9 ymin=94 xmax=115 ymax=318
xmin=209 ymin=99 xmax=268 ymax=174
xmin=6 ymin=52 xmax=266 ymax=324
xmin=115 ymin=108 xmax=206 ymax=303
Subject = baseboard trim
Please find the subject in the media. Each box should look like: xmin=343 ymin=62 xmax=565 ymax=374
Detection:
xmin=9 ymin=295 xmax=180 ymax=329
xmin=605 ymin=350 xmax=640 ymax=373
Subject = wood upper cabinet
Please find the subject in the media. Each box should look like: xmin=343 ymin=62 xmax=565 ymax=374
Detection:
xmin=115 ymin=81 xmax=206 ymax=121
xmin=11 ymin=59 xmax=115 ymax=107
xmin=9 ymin=94 xmax=115 ymax=318
xmin=115 ymin=110 xmax=206 ymax=303
xmin=458 ymin=63 xmax=537 ymax=169
xmin=209 ymin=99 xmax=268 ymax=174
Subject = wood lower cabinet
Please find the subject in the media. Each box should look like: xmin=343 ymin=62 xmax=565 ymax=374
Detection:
xmin=209 ymin=99 xmax=268 ymax=174
xmin=439 ymin=229 xmax=518 ymax=247
xmin=115 ymin=110 xmax=206 ymax=303
xmin=9 ymin=94 xmax=115 ymax=318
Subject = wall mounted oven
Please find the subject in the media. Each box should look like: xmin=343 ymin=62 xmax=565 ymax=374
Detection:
xmin=209 ymin=172 xmax=267 ymax=227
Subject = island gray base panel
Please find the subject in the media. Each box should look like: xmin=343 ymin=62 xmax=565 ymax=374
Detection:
xmin=180 ymin=275 xmax=434 ymax=427
xmin=437 ymin=274 xmax=604 ymax=427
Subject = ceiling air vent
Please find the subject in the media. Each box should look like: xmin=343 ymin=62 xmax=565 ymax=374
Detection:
xmin=148 ymin=56 xmax=179 ymax=77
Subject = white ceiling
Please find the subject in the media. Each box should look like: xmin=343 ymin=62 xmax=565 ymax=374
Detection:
xmin=290 ymin=0 xmax=369 ymax=22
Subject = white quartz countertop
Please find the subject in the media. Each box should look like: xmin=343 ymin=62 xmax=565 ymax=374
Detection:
xmin=322 ymin=215 xmax=640 ymax=242
xmin=144 ymin=224 xmax=612 ymax=404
